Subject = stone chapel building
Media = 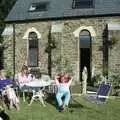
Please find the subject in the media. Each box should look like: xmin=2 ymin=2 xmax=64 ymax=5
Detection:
xmin=2 ymin=0 xmax=120 ymax=90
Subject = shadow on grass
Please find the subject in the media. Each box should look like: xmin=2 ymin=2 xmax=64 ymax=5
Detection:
xmin=18 ymin=91 xmax=33 ymax=104
xmin=0 ymin=111 xmax=10 ymax=120
xmin=45 ymin=93 xmax=84 ymax=110
xmin=69 ymin=98 xmax=84 ymax=109
xmin=45 ymin=94 xmax=57 ymax=107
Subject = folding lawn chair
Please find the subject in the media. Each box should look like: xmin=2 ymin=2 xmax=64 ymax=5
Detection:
xmin=86 ymin=82 xmax=112 ymax=104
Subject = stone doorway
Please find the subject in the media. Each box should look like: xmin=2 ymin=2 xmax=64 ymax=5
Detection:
xmin=80 ymin=30 xmax=92 ymax=93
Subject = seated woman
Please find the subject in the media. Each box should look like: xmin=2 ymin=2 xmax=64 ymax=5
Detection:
xmin=55 ymin=73 xmax=72 ymax=112
xmin=18 ymin=65 xmax=32 ymax=85
xmin=16 ymin=65 xmax=33 ymax=102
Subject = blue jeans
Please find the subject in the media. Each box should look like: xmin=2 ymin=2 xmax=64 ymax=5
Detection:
xmin=56 ymin=87 xmax=71 ymax=106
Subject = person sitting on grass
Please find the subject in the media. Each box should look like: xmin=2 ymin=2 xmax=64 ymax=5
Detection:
xmin=55 ymin=73 xmax=72 ymax=112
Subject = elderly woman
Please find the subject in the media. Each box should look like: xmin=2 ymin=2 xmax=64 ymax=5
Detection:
xmin=17 ymin=65 xmax=33 ymax=102
xmin=18 ymin=65 xmax=32 ymax=84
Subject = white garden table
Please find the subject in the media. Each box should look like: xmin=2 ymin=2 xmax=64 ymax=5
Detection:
xmin=20 ymin=79 xmax=53 ymax=104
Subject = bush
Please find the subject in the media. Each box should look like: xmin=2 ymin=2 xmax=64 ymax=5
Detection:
xmin=109 ymin=75 xmax=120 ymax=96
xmin=91 ymin=74 xmax=102 ymax=87
xmin=5 ymin=70 xmax=12 ymax=79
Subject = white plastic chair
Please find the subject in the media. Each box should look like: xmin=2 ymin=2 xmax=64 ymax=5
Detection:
xmin=29 ymin=89 xmax=46 ymax=107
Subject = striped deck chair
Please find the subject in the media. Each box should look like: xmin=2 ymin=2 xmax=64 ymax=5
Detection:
xmin=86 ymin=83 xmax=112 ymax=104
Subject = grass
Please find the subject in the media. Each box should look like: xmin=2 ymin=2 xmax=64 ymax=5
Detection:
xmin=4 ymin=96 xmax=120 ymax=120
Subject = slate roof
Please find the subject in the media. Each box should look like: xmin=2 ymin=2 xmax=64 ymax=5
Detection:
xmin=6 ymin=0 xmax=120 ymax=23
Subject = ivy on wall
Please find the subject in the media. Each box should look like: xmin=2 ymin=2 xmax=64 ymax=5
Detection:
xmin=108 ymin=36 xmax=119 ymax=48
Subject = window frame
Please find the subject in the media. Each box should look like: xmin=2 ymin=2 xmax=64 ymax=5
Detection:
xmin=72 ymin=0 xmax=95 ymax=9
xmin=29 ymin=2 xmax=50 ymax=12
xmin=28 ymin=32 xmax=39 ymax=67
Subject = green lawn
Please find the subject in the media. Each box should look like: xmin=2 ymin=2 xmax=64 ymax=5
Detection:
xmin=5 ymin=96 xmax=120 ymax=120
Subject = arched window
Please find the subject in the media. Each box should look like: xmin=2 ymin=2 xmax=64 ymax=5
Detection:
xmin=28 ymin=32 xmax=38 ymax=67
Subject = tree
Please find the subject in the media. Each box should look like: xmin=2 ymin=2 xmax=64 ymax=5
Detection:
xmin=0 ymin=0 xmax=16 ymax=33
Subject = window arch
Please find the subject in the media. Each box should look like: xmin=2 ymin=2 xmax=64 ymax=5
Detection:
xmin=73 ymin=26 xmax=96 ymax=38
xmin=28 ymin=32 xmax=38 ymax=67
xmin=80 ymin=30 xmax=91 ymax=48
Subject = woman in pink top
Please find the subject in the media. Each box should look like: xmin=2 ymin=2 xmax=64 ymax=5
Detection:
xmin=18 ymin=66 xmax=32 ymax=84
xmin=55 ymin=73 xmax=72 ymax=112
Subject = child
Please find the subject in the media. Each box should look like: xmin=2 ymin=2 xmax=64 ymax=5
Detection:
xmin=2 ymin=85 xmax=20 ymax=111
xmin=55 ymin=73 xmax=72 ymax=112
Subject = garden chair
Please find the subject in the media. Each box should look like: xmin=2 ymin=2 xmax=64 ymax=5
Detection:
xmin=54 ymin=84 xmax=73 ymax=112
xmin=40 ymin=74 xmax=55 ymax=95
xmin=86 ymin=82 xmax=112 ymax=104
xmin=28 ymin=89 xmax=46 ymax=107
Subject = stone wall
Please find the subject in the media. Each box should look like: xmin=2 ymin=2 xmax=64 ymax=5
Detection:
xmin=3 ymin=35 xmax=13 ymax=74
xmin=3 ymin=16 xmax=120 ymax=84
xmin=108 ymin=30 xmax=120 ymax=75
xmin=14 ymin=23 xmax=51 ymax=74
